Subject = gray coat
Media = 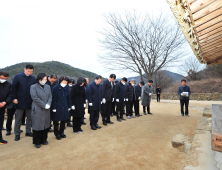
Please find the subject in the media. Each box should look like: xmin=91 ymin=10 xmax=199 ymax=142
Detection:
xmin=30 ymin=83 xmax=52 ymax=131
xmin=141 ymin=84 xmax=153 ymax=107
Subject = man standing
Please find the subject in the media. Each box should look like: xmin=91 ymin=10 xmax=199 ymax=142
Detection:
xmin=142 ymin=80 xmax=154 ymax=115
xmin=134 ymin=81 xmax=145 ymax=117
xmin=0 ymin=71 xmax=13 ymax=144
xmin=12 ymin=65 xmax=36 ymax=141
xmin=178 ymin=79 xmax=191 ymax=117
xmin=82 ymin=78 xmax=89 ymax=125
xmin=125 ymin=79 xmax=136 ymax=119
xmin=102 ymin=74 xmax=116 ymax=125
xmin=88 ymin=75 xmax=102 ymax=130
xmin=156 ymin=86 xmax=161 ymax=102
xmin=111 ymin=80 xmax=119 ymax=117
xmin=46 ymin=74 xmax=58 ymax=132
xmin=115 ymin=77 xmax=127 ymax=122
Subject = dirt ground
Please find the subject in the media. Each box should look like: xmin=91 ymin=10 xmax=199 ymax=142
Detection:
xmin=0 ymin=100 xmax=221 ymax=170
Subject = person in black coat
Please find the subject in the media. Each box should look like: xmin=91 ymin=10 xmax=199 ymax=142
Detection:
xmin=66 ymin=78 xmax=75 ymax=127
xmin=134 ymin=81 xmax=145 ymax=117
xmin=81 ymin=78 xmax=89 ymax=125
xmin=111 ymin=80 xmax=119 ymax=117
xmin=101 ymin=74 xmax=116 ymax=125
xmin=52 ymin=76 xmax=72 ymax=140
xmin=115 ymin=77 xmax=127 ymax=122
xmin=125 ymin=79 xmax=136 ymax=119
xmin=88 ymin=75 xmax=102 ymax=130
xmin=70 ymin=77 xmax=86 ymax=134
xmin=46 ymin=74 xmax=58 ymax=132
xmin=0 ymin=71 xmax=13 ymax=144
xmin=12 ymin=65 xmax=36 ymax=141
xmin=156 ymin=86 xmax=161 ymax=102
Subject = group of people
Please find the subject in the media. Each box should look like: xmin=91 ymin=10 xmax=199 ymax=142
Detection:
xmin=0 ymin=64 xmax=191 ymax=148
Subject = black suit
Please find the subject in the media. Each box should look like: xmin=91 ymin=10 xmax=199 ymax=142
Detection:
xmin=156 ymin=88 xmax=161 ymax=102
xmin=134 ymin=85 xmax=141 ymax=116
xmin=102 ymin=79 xmax=114 ymax=123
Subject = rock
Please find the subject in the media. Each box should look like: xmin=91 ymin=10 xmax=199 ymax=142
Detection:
xmin=171 ymin=133 xmax=190 ymax=152
xmin=203 ymin=106 xmax=212 ymax=117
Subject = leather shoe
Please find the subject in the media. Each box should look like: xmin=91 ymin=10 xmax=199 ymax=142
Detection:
xmin=185 ymin=115 xmax=189 ymax=117
xmin=103 ymin=121 xmax=107 ymax=126
xmin=61 ymin=134 xmax=66 ymax=138
xmin=42 ymin=141 xmax=48 ymax=145
xmin=95 ymin=124 xmax=102 ymax=129
xmin=2 ymin=127 xmax=6 ymax=130
xmin=107 ymin=121 xmax=114 ymax=124
xmin=15 ymin=135 xmax=20 ymax=141
xmin=35 ymin=144 xmax=41 ymax=148
xmin=81 ymin=122 xmax=86 ymax=125
xmin=20 ymin=130 xmax=23 ymax=133
xmin=48 ymin=128 xmax=54 ymax=132
xmin=56 ymin=135 xmax=62 ymax=140
xmin=67 ymin=122 xmax=73 ymax=127
xmin=139 ymin=114 xmax=143 ymax=116
xmin=144 ymin=112 xmax=147 ymax=115
xmin=121 ymin=118 xmax=126 ymax=121
xmin=148 ymin=113 xmax=153 ymax=115
xmin=6 ymin=131 xmax=11 ymax=136
xmin=181 ymin=114 xmax=184 ymax=116
xmin=25 ymin=132 xmax=33 ymax=137
xmin=117 ymin=119 xmax=121 ymax=122
xmin=91 ymin=126 xmax=97 ymax=130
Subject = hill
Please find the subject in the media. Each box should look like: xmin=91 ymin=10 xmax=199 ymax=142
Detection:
xmin=0 ymin=61 xmax=99 ymax=82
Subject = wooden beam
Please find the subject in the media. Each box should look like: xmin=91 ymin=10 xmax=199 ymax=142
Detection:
xmin=196 ymin=15 xmax=222 ymax=33
xmin=204 ymin=51 xmax=222 ymax=58
xmin=195 ymin=7 xmax=222 ymax=27
xmin=199 ymin=26 xmax=222 ymax=40
xmin=190 ymin=0 xmax=218 ymax=14
xmin=192 ymin=0 xmax=222 ymax=21
xmin=200 ymin=39 xmax=222 ymax=50
xmin=201 ymin=43 xmax=222 ymax=53
xmin=201 ymin=40 xmax=222 ymax=51
xmin=198 ymin=21 xmax=222 ymax=37
xmin=200 ymin=33 xmax=222 ymax=46
xmin=203 ymin=48 xmax=222 ymax=56
xmin=199 ymin=31 xmax=222 ymax=43
xmin=207 ymin=56 xmax=222 ymax=64
xmin=188 ymin=0 xmax=197 ymax=4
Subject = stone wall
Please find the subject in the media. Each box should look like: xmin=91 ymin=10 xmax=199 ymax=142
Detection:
xmin=151 ymin=93 xmax=222 ymax=101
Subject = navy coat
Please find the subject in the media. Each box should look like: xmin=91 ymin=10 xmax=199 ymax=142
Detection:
xmin=88 ymin=81 xmax=102 ymax=111
xmin=85 ymin=85 xmax=90 ymax=101
xmin=12 ymin=72 xmax=36 ymax=110
xmin=134 ymin=84 xmax=141 ymax=100
xmin=102 ymin=79 xmax=114 ymax=101
xmin=178 ymin=85 xmax=191 ymax=100
xmin=70 ymin=84 xmax=85 ymax=117
xmin=51 ymin=84 xmax=72 ymax=121
xmin=115 ymin=82 xmax=126 ymax=101
xmin=125 ymin=82 xmax=134 ymax=101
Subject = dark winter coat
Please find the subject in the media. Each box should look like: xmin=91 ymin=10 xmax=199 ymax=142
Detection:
xmin=51 ymin=84 xmax=72 ymax=121
xmin=134 ymin=84 xmax=141 ymax=100
xmin=156 ymin=88 xmax=161 ymax=94
xmin=12 ymin=72 xmax=36 ymax=110
xmin=125 ymin=82 xmax=134 ymax=101
xmin=102 ymin=79 xmax=114 ymax=101
xmin=178 ymin=85 xmax=191 ymax=100
xmin=88 ymin=81 xmax=102 ymax=111
xmin=85 ymin=85 xmax=90 ymax=101
xmin=46 ymin=78 xmax=58 ymax=92
xmin=70 ymin=84 xmax=85 ymax=117
xmin=115 ymin=82 xmax=126 ymax=101
xmin=0 ymin=81 xmax=13 ymax=106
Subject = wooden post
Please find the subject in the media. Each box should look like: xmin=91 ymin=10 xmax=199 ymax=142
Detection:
xmin=212 ymin=104 xmax=222 ymax=152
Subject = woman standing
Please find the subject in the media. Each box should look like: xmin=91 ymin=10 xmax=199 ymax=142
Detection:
xmin=70 ymin=77 xmax=86 ymax=134
xmin=30 ymin=73 xmax=52 ymax=148
xmin=51 ymin=76 xmax=72 ymax=140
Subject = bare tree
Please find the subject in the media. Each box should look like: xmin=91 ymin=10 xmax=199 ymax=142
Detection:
xmin=179 ymin=56 xmax=206 ymax=81
xmin=98 ymin=11 xmax=187 ymax=80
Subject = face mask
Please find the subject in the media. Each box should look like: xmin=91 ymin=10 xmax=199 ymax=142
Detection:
xmin=61 ymin=83 xmax=67 ymax=88
xmin=68 ymin=84 xmax=72 ymax=87
xmin=122 ymin=82 xmax=125 ymax=85
xmin=132 ymin=84 xmax=135 ymax=87
xmin=39 ymin=81 xmax=46 ymax=85
xmin=0 ymin=79 xmax=6 ymax=83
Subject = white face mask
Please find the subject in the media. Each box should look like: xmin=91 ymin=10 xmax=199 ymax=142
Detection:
xmin=68 ymin=84 xmax=72 ymax=87
xmin=132 ymin=84 xmax=135 ymax=87
xmin=39 ymin=80 xmax=46 ymax=85
xmin=60 ymin=83 xmax=67 ymax=88
xmin=0 ymin=79 xmax=6 ymax=83
xmin=122 ymin=82 xmax=125 ymax=85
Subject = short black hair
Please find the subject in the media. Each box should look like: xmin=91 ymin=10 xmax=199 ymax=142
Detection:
xmin=36 ymin=73 xmax=47 ymax=83
xmin=181 ymin=79 xmax=186 ymax=83
xmin=49 ymin=74 xmax=57 ymax=79
xmin=0 ymin=71 xmax=9 ymax=77
xmin=25 ymin=64 xmax=34 ymax=70
xmin=122 ymin=77 xmax=127 ymax=82
xmin=148 ymin=80 xmax=153 ymax=83
xmin=140 ymin=81 xmax=145 ymax=85
xmin=110 ymin=74 xmax=116 ymax=79
xmin=77 ymin=77 xmax=86 ymax=86
xmin=69 ymin=79 xmax=75 ymax=84
xmin=59 ymin=76 xmax=70 ymax=84
xmin=114 ymin=80 xmax=119 ymax=84
xmin=95 ymin=75 xmax=102 ymax=80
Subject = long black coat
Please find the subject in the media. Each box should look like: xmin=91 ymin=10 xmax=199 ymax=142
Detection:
xmin=70 ymin=84 xmax=85 ymax=117
xmin=88 ymin=81 xmax=102 ymax=111
xmin=51 ymin=84 xmax=72 ymax=121
xmin=125 ymin=82 xmax=134 ymax=101
xmin=0 ymin=81 xmax=13 ymax=105
xmin=134 ymin=84 xmax=141 ymax=100
xmin=102 ymin=79 xmax=114 ymax=101
xmin=12 ymin=72 xmax=36 ymax=110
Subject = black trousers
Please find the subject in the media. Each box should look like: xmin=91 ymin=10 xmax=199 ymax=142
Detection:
xmin=6 ymin=107 xmax=16 ymax=131
xmin=102 ymin=101 xmax=112 ymax=122
xmin=143 ymin=106 xmax=150 ymax=113
xmin=89 ymin=110 xmax=100 ymax=126
xmin=22 ymin=110 xmax=26 ymax=124
xmin=67 ymin=110 xmax=72 ymax=124
xmin=111 ymin=101 xmax=116 ymax=115
xmin=126 ymin=100 xmax=133 ymax=116
xmin=73 ymin=117 xmax=82 ymax=132
xmin=0 ymin=108 xmax=5 ymax=141
xmin=157 ymin=94 xmax=160 ymax=102
xmin=33 ymin=128 xmax=48 ymax=145
xmin=133 ymin=100 xmax=140 ymax=116
xmin=180 ymin=99 xmax=189 ymax=115
xmin=53 ymin=121 xmax=65 ymax=136
xmin=116 ymin=100 xmax=124 ymax=119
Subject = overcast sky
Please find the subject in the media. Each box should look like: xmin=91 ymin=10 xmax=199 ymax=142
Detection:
xmin=0 ymin=0 xmax=195 ymax=78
